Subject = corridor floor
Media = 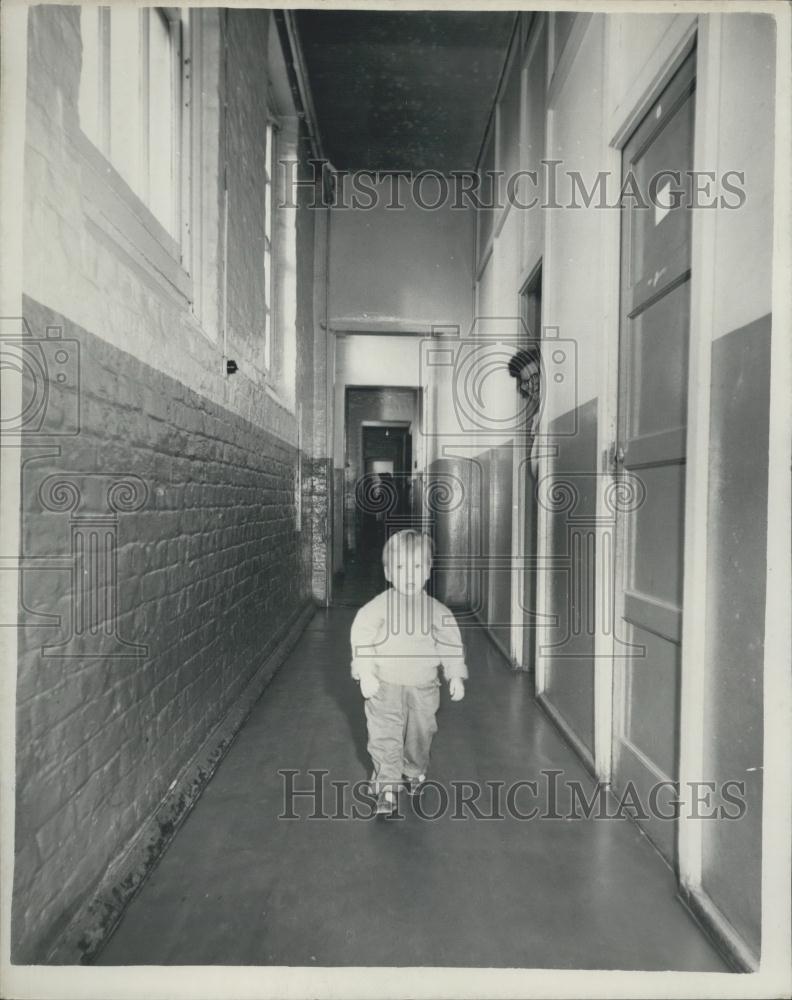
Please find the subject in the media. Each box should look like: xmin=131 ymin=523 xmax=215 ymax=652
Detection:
xmin=97 ymin=605 xmax=729 ymax=970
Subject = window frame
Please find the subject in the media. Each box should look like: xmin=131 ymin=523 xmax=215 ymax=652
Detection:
xmin=263 ymin=118 xmax=276 ymax=373
xmin=139 ymin=6 xmax=184 ymax=240
xmin=75 ymin=7 xmax=221 ymax=336
xmin=79 ymin=6 xmax=185 ymax=240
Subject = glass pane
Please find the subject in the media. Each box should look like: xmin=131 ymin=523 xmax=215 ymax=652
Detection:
xmin=109 ymin=7 xmax=142 ymax=190
xmin=525 ymin=31 xmax=546 ymax=163
xmin=264 ymin=305 xmax=272 ymax=372
xmin=631 ymin=92 xmax=695 ymax=288
xmin=554 ymin=13 xmax=575 ymax=65
xmin=264 ymin=242 xmax=272 ymax=370
xmin=79 ymin=8 xmax=100 ymax=145
xmin=148 ymin=10 xmax=175 ymax=232
xmin=265 ymin=121 xmax=273 ymax=183
xmin=498 ymin=57 xmax=521 ymax=183
xmin=264 ymin=125 xmax=274 ymax=248
xmin=477 ymin=127 xmax=496 ymax=259
xmin=263 ymin=246 xmax=271 ymax=309
xmin=626 ymin=278 xmax=690 ymax=439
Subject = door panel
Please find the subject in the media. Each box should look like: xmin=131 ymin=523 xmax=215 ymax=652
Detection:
xmin=630 ymin=462 xmax=686 ymax=607
xmin=628 ymin=282 xmax=691 ymax=438
xmin=631 ymin=94 xmax=695 ymax=287
xmin=612 ymin=50 xmax=696 ymax=864
xmin=623 ymin=626 xmax=680 ymax=779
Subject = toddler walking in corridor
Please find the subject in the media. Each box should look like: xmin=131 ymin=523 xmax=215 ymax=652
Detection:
xmin=350 ymin=529 xmax=468 ymax=816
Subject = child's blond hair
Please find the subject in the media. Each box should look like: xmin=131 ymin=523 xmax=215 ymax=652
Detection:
xmin=382 ymin=529 xmax=433 ymax=571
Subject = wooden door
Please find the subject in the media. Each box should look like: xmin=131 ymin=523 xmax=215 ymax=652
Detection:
xmin=612 ymin=51 xmax=696 ymax=864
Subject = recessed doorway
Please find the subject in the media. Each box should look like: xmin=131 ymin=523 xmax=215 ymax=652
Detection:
xmin=334 ymin=386 xmax=421 ymax=606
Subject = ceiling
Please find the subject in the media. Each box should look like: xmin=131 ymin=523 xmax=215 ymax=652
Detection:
xmin=295 ymin=11 xmax=517 ymax=173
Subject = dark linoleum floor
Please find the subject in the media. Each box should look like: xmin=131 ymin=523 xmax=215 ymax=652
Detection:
xmin=97 ymin=586 xmax=729 ymax=969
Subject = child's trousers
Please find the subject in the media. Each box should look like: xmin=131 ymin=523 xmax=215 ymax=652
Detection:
xmin=365 ymin=680 xmax=440 ymax=791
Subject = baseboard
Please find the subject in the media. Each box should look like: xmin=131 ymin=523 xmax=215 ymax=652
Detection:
xmin=677 ymin=882 xmax=758 ymax=973
xmin=535 ymin=690 xmax=598 ymax=781
xmin=45 ymin=599 xmax=317 ymax=965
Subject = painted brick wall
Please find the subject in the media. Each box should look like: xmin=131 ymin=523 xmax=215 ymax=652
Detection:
xmin=13 ymin=6 xmax=320 ymax=961
xmin=12 ymin=303 xmax=310 ymax=962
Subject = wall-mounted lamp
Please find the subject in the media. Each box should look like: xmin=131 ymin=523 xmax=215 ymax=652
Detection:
xmin=226 ymin=359 xmax=238 ymax=375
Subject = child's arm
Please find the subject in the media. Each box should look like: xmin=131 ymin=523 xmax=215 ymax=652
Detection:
xmin=350 ymin=597 xmax=384 ymax=697
xmin=433 ymin=601 xmax=468 ymax=701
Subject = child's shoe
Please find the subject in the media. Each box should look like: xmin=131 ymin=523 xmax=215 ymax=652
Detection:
xmin=405 ymin=773 xmax=426 ymax=796
xmin=375 ymin=789 xmax=397 ymax=816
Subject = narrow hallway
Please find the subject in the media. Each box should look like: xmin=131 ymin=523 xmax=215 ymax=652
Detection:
xmin=4 ymin=5 xmax=789 ymax=991
xmin=97 ymin=608 xmax=726 ymax=970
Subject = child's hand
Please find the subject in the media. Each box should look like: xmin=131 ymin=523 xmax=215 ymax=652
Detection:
xmin=359 ymin=676 xmax=380 ymax=699
xmin=449 ymin=678 xmax=465 ymax=701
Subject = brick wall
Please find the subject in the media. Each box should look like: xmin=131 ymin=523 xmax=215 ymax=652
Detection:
xmin=13 ymin=6 xmax=321 ymax=961
xmin=12 ymin=303 xmax=312 ymax=962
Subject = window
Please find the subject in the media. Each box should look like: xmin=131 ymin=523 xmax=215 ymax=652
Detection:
xmin=79 ymin=6 xmax=183 ymax=237
xmin=498 ymin=52 xmax=522 ymax=188
xmin=263 ymin=120 xmax=275 ymax=371
xmin=552 ymin=12 xmax=575 ymax=68
xmin=477 ymin=124 xmax=496 ymax=265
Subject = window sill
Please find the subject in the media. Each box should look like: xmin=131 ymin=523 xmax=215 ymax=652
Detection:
xmin=68 ymin=126 xmax=193 ymax=309
xmin=263 ymin=379 xmax=294 ymax=413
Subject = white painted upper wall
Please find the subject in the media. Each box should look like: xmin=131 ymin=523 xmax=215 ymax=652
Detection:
xmin=542 ymin=15 xmax=607 ymax=421
xmin=711 ymin=13 xmax=776 ymax=338
xmin=332 ymin=334 xmax=422 ymax=469
xmin=329 ymin=176 xmax=478 ymax=465
xmin=606 ymin=13 xmax=687 ymax=133
xmin=22 ymin=7 xmax=306 ymax=444
xmin=328 ymin=176 xmax=474 ymax=334
xmin=337 ymin=333 xmax=421 ymax=387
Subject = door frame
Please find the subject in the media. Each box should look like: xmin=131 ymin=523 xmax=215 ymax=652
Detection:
xmin=338 ymin=384 xmax=425 ymax=567
xmin=511 ymin=259 xmax=543 ymax=671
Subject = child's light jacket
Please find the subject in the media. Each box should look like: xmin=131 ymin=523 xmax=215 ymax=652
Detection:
xmin=350 ymin=588 xmax=469 ymax=687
